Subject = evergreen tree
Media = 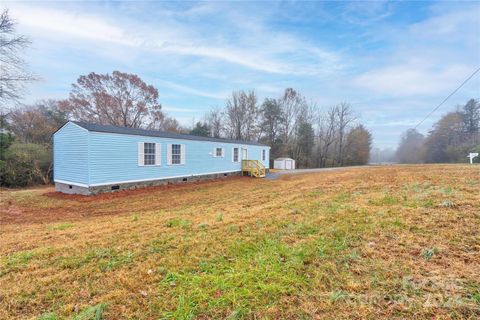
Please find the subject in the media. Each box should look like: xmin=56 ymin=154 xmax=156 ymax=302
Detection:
xmin=344 ymin=125 xmax=372 ymax=165
xmin=189 ymin=122 xmax=211 ymax=137
xmin=296 ymin=122 xmax=314 ymax=168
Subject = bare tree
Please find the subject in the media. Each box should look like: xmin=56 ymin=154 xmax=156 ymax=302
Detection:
xmin=60 ymin=71 xmax=163 ymax=129
xmin=334 ymin=102 xmax=356 ymax=166
xmin=0 ymin=9 xmax=35 ymax=107
xmin=8 ymin=100 xmax=67 ymax=143
xmin=244 ymin=92 xmax=259 ymax=141
xmin=225 ymin=91 xmax=243 ymax=140
xmin=225 ymin=90 xmax=257 ymax=140
xmin=316 ymin=106 xmax=338 ymax=167
xmin=296 ymin=102 xmax=316 ymax=126
xmin=207 ymin=88 xmax=369 ymax=168
xmin=278 ymin=88 xmax=306 ymax=145
xmin=206 ymin=108 xmax=224 ymax=138
xmin=157 ymin=115 xmax=184 ymax=133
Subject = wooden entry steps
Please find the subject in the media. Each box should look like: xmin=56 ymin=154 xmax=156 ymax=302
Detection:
xmin=241 ymin=160 xmax=266 ymax=178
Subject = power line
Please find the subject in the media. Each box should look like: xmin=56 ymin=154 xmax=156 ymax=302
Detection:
xmin=414 ymin=67 xmax=480 ymax=130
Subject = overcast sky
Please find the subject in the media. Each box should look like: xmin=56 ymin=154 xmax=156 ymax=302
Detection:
xmin=5 ymin=1 xmax=480 ymax=148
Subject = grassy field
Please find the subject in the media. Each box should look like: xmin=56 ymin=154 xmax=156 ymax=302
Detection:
xmin=1 ymin=165 xmax=479 ymax=319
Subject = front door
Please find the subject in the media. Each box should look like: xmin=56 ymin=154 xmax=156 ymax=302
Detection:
xmin=241 ymin=148 xmax=248 ymax=160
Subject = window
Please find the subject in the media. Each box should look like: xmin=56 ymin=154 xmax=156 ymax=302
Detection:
xmin=262 ymin=149 xmax=266 ymax=161
xmin=167 ymin=143 xmax=185 ymax=165
xmin=144 ymin=142 xmax=156 ymax=165
xmin=138 ymin=142 xmax=160 ymax=166
xmin=215 ymin=147 xmax=223 ymax=157
xmin=171 ymin=144 xmax=181 ymax=165
xmin=233 ymin=147 xmax=239 ymax=162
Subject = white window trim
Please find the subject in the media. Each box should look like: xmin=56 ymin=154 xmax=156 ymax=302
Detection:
xmin=138 ymin=142 xmax=161 ymax=167
xmin=232 ymin=147 xmax=240 ymax=162
xmin=168 ymin=143 xmax=186 ymax=166
xmin=155 ymin=143 xmax=161 ymax=166
xmin=214 ymin=147 xmax=224 ymax=158
xmin=138 ymin=142 xmax=144 ymax=166
xmin=181 ymin=144 xmax=186 ymax=165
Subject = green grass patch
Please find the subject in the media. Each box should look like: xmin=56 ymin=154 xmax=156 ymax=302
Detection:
xmin=198 ymin=222 xmax=209 ymax=230
xmin=314 ymin=233 xmax=351 ymax=257
xmin=292 ymin=222 xmax=320 ymax=237
xmin=158 ymin=237 xmax=312 ymax=318
xmin=58 ymin=248 xmax=134 ymax=271
xmin=334 ymin=192 xmax=351 ymax=203
xmin=392 ymin=218 xmax=406 ymax=229
xmin=73 ymin=303 xmax=107 ymax=320
xmin=330 ymin=290 xmax=348 ymax=302
xmin=326 ymin=203 xmax=340 ymax=214
xmin=165 ymin=218 xmax=190 ymax=229
xmin=307 ymin=189 xmax=323 ymax=197
xmin=1 ymin=251 xmax=34 ymax=275
xmin=369 ymin=194 xmax=398 ymax=206
xmin=37 ymin=313 xmax=59 ymax=320
xmin=465 ymin=282 xmax=480 ymax=306
xmin=49 ymin=223 xmax=74 ymax=231
xmin=149 ymin=238 xmax=173 ymax=254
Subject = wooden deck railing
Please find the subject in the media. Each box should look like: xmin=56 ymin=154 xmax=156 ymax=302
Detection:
xmin=241 ymin=160 xmax=266 ymax=178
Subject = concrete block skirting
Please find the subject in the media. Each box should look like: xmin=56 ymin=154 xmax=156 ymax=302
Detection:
xmin=55 ymin=171 xmax=242 ymax=195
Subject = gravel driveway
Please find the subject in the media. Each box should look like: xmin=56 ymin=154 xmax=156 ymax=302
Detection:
xmin=266 ymin=166 xmax=376 ymax=180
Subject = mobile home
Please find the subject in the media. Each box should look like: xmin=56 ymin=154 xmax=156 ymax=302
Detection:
xmin=53 ymin=121 xmax=270 ymax=195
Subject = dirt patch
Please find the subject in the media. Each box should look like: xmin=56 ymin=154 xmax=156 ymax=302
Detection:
xmin=44 ymin=175 xmax=246 ymax=202
xmin=1 ymin=176 xmax=248 ymax=225
xmin=2 ymin=205 xmax=24 ymax=218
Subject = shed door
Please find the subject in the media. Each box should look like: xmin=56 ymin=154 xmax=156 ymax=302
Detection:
xmin=286 ymin=160 xmax=292 ymax=170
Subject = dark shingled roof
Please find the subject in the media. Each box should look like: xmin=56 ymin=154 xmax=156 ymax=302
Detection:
xmin=71 ymin=121 xmax=269 ymax=147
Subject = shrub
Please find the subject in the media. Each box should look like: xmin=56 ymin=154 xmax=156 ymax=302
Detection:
xmin=0 ymin=143 xmax=52 ymax=187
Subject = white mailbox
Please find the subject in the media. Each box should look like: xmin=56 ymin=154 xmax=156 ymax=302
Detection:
xmin=467 ymin=153 xmax=479 ymax=164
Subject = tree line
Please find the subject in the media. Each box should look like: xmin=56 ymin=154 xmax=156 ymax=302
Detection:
xmin=196 ymin=89 xmax=372 ymax=168
xmin=396 ymin=99 xmax=480 ymax=164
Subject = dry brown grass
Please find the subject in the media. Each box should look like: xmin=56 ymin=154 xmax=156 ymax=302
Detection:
xmin=0 ymin=164 xmax=479 ymax=319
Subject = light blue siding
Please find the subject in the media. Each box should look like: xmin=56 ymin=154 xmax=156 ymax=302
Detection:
xmin=88 ymin=131 xmax=269 ymax=185
xmin=53 ymin=122 xmax=89 ymax=185
xmin=54 ymin=122 xmax=270 ymax=186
